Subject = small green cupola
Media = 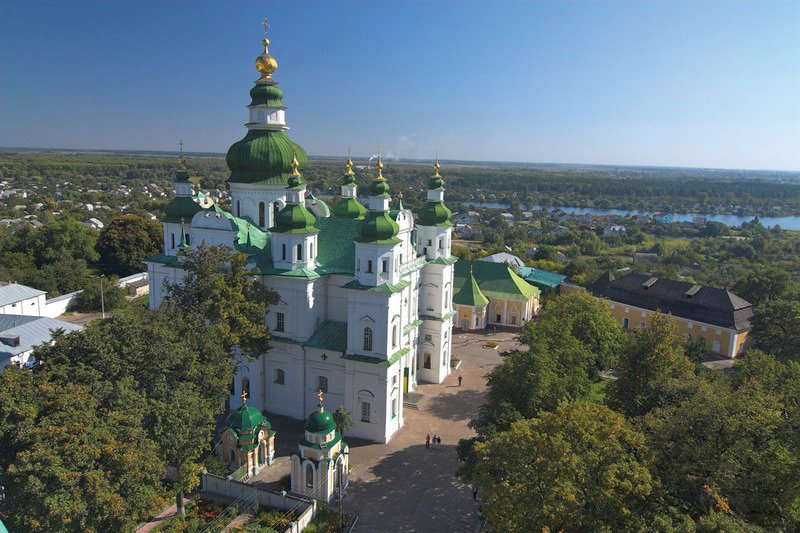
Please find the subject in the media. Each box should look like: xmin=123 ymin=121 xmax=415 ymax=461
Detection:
xmin=272 ymin=155 xmax=318 ymax=235
xmin=218 ymin=390 xmax=276 ymax=475
xmin=333 ymin=156 xmax=366 ymax=219
xmin=356 ymin=157 xmax=400 ymax=244
xmin=163 ymin=145 xmax=203 ymax=224
xmin=225 ymin=29 xmax=308 ymax=185
xmin=417 ymin=159 xmax=453 ymax=227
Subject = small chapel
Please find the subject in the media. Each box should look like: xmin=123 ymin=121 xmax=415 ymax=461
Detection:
xmin=217 ymin=392 xmax=276 ymax=478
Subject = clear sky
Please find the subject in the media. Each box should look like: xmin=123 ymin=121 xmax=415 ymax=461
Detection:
xmin=1 ymin=1 xmax=799 ymax=170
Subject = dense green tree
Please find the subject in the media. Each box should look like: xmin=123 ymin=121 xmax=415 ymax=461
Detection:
xmin=607 ymin=313 xmax=694 ymax=417
xmin=96 ymin=214 xmax=163 ymax=275
xmin=164 ymin=244 xmax=279 ymax=357
xmin=472 ymin=401 xmax=654 ymax=533
xmin=641 ymin=381 xmax=799 ymax=530
xmin=21 ymin=257 xmax=91 ymax=296
xmin=749 ymin=299 xmax=800 ymax=361
xmin=732 ymin=267 xmax=792 ymax=307
xmin=73 ymin=276 xmax=128 ymax=312
xmin=332 ymin=406 xmax=354 ymax=435
xmin=36 ymin=306 xmax=233 ymax=518
xmin=29 ymin=219 xmax=99 ymax=268
xmin=0 ymin=369 xmax=164 ymax=532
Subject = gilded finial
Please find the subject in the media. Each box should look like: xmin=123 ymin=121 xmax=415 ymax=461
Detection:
xmin=255 ymin=18 xmax=277 ymax=81
xmin=345 ymin=148 xmax=354 ymax=175
xmin=178 ymin=140 xmax=186 ymax=168
xmin=317 ymin=389 xmax=324 ymax=405
xmin=241 ymin=390 xmax=248 ymax=403
xmin=290 ymin=149 xmax=301 ymax=177
xmin=470 ymin=264 xmax=473 ymax=275
xmin=433 ymin=154 xmax=441 ymax=178
xmin=398 ymin=192 xmax=403 ymax=199
xmin=375 ymin=148 xmax=385 ymax=180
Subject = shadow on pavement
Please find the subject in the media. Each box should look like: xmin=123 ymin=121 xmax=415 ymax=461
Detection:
xmin=423 ymin=388 xmax=485 ymax=422
xmin=347 ymin=444 xmax=476 ymax=533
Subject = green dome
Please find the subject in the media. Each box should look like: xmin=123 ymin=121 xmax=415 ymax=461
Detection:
xmin=174 ymin=168 xmax=191 ymax=183
xmin=418 ymin=201 xmax=453 ymax=227
xmin=273 ymin=203 xmax=318 ymax=234
xmin=343 ymin=173 xmax=356 ymax=185
xmin=306 ymin=409 xmax=337 ymax=434
xmin=370 ymin=179 xmax=390 ymax=197
xmin=225 ymin=404 xmax=268 ymax=434
xmin=226 ymin=129 xmax=308 ymax=185
xmin=428 ymin=176 xmax=444 ymax=190
xmin=333 ymin=197 xmax=366 ymax=219
xmin=163 ymin=196 xmax=202 ymax=222
xmin=357 ymin=211 xmax=401 ymax=244
xmin=249 ymin=83 xmax=285 ymax=108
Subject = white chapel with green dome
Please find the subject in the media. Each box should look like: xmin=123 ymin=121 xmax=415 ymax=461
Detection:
xmin=145 ymin=26 xmax=456 ymax=443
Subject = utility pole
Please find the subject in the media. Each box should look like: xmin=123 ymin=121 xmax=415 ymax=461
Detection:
xmin=338 ymin=459 xmax=343 ymax=532
xmin=99 ymin=276 xmax=106 ymax=319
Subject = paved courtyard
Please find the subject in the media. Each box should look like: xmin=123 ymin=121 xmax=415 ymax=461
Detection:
xmin=252 ymin=330 xmax=518 ymax=532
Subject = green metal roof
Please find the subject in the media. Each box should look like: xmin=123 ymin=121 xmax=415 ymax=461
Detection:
xmin=224 ymin=404 xmax=269 ymax=435
xmin=453 ymin=260 xmax=539 ymax=301
xmin=418 ymin=201 xmax=453 ymax=227
xmin=314 ymin=217 xmax=359 ymax=274
xmin=304 ymin=320 xmax=347 ymax=353
xmin=342 ymin=279 xmax=410 ymax=294
xmin=333 ymin=197 xmax=366 ymax=219
xmin=272 ymin=202 xmax=318 ymax=234
xmin=306 ymin=408 xmax=337 ymax=434
xmin=453 ymin=270 xmax=489 ymax=307
xmin=162 ymin=196 xmax=202 ymax=223
xmin=357 ymin=211 xmax=401 ymax=244
xmin=226 ymin=129 xmax=307 ymax=185
xmin=341 ymin=347 xmax=408 ymax=366
xmin=248 ymin=82 xmax=286 ymax=108
xmin=517 ymin=266 xmax=568 ymax=288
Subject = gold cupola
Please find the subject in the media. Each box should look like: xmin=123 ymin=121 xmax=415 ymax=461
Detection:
xmin=255 ymin=19 xmax=278 ymax=82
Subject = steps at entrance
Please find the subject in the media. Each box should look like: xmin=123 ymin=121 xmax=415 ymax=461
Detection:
xmin=403 ymin=392 xmax=427 ymax=411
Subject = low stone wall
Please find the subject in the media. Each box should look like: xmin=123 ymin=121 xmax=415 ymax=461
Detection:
xmin=42 ymin=290 xmax=83 ymax=317
xmin=201 ymin=474 xmax=316 ymax=533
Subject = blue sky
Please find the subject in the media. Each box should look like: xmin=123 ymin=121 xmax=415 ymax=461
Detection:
xmin=1 ymin=1 xmax=799 ymax=170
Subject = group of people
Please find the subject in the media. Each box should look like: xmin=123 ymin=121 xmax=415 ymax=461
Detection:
xmin=425 ymin=434 xmax=442 ymax=449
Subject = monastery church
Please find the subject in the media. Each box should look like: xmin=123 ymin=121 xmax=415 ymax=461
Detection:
xmin=145 ymin=29 xmax=455 ymax=443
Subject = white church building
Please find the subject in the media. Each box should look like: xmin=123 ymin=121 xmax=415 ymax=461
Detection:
xmin=145 ymin=31 xmax=455 ymax=443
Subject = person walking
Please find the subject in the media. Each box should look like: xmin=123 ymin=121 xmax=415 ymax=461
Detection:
xmin=432 ymin=435 xmax=438 ymax=449
xmin=472 ymin=486 xmax=478 ymax=501
xmin=437 ymin=435 xmax=442 ymax=448
xmin=458 ymin=375 xmax=463 ymax=387
xmin=426 ymin=434 xmax=430 ymax=449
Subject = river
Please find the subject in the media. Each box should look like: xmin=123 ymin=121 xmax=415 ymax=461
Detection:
xmin=461 ymin=202 xmax=800 ymax=231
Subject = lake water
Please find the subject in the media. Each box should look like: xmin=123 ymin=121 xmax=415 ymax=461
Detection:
xmin=461 ymin=202 xmax=800 ymax=231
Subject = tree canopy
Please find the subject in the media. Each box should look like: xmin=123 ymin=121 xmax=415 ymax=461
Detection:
xmin=96 ymin=214 xmax=163 ymax=275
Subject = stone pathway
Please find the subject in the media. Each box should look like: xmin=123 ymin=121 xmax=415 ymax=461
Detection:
xmin=135 ymin=496 xmax=192 ymax=533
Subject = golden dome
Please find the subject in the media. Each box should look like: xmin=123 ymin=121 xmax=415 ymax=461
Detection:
xmin=255 ymin=37 xmax=277 ymax=81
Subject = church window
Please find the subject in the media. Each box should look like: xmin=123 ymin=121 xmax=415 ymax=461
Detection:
xmin=496 ymin=314 xmax=501 ymax=322
xmin=622 ymin=317 xmax=629 ymax=329
xmin=272 ymin=201 xmax=280 ymax=226
xmin=367 ymin=260 xmax=373 ymax=273
xmin=400 ymin=254 xmax=403 ymax=264
xmin=171 ymin=234 xmax=175 ymax=248
xmin=438 ymin=238 xmax=443 ymax=249
xmin=382 ymin=259 xmax=388 ymax=273
xmin=185 ymin=233 xmax=191 ymax=245
xmin=361 ymin=402 xmax=371 ymax=423
xmin=392 ymin=325 xmax=398 ymax=347
xmin=229 ymin=449 xmax=236 ymax=464
xmin=274 ymin=368 xmax=285 ymax=384
xmin=423 ymin=247 xmax=427 ymax=255
xmin=427 ymin=239 xmax=432 ymax=246
xmin=712 ymin=340 xmax=721 ymax=352
xmin=424 ymin=334 xmax=432 ymax=342
xmin=511 ymin=315 xmax=517 ymax=325
xmin=281 ymin=244 xmax=286 ymax=260
xmin=310 ymin=242 xmax=314 ymax=259
xmin=276 ymin=312 xmax=285 ymax=332
xmin=296 ymin=244 xmax=302 ymax=261
xmin=258 ymin=202 xmax=265 ymax=227
xmin=363 ymin=328 xmax=373 ymax=351
xmin=237 ymin=200 xmax=241 ymax=217
xmin=426 ymin=293 xmax=434 ymax=311
xmin=241 ymin=378 xmax=250 ymax=399
xmin=424 ymin=353 xmax=431 ymax=369
xmin=317 ymin=376 xmax=328 ymax=393
xmin=306 ymin=464 xmax=314 ymax=488
xmin=444 ymin=291 xmax=448 ymax=308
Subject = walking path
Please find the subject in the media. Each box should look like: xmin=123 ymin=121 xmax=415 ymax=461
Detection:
xmin=135 ymin=497 xmax=192 ymax=533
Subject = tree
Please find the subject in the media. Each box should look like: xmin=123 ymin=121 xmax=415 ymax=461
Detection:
xmin=606 ymin=313 xmax=694 ymax=417
xmin=749 ymin=299 xmax=800 ymax=361
xmin=518 ymin=290 xmax=624 ymax=373
xmin=332 ymin=406 xmax=353 ymax=435
xmin=641 ymin=380 xmax=799 ymax=530
xmin=732 ymin=268 xmax=792 ymax=308
xmin=96 ymin=214 xmax=163 ymax=275
xmin=685 ymin=335 xmax=709 ymax=364
xmin=0 ymin=369 xmax=164 ymax=532
xmin=73 ymin=276 xmax=128 ymax=312
xmin=472 ymin=401 xmax=654 ymax=533
xmin=164 ymin=244 xmax=279 ymax=357
xmin=36 ymin=306 xmax=234 ymax=518
xmin=30 ymin=219 xmax=99 ymax=268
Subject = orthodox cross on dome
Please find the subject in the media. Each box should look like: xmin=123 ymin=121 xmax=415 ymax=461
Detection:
xmin=375 ymin=147 xmax=384 ymax=180
xmin=262 ymin=17 xmax=270 ymax=36
xmin=433 ymin=153 xmax=441 ymax=178
xmin=178 ymin=139 xmax=186 ymax=168
xmin=241 ymin=390 xmax=248 ymax=404
xmin=290 ymin=149 xmax=301 ymax=176
xmin=317 ymin=389 xmax=324 ymax=405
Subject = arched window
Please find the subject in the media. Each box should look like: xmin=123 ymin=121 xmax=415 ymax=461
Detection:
xmin=363 ymin=327 xmax=373 ymax=351
xmin=171 ymin=233 xmax=175 ymax=249
xmin=274 ymin=368 xmax=285 ymax=384
xmin=317 ymin=376 xmax=328 ymax=393
xmin=424 ymin=353 xmax=432 ymax=369
xmin=296 ymin=244 xmax=302 ymax=261
xmin=258 ymin=202 xmax=265 ymax=227
xmin=229 ymin=449 xmax=236 ymax=464
xmin=236 ymin=200 xmax=241 ymax=217
xmin=241 ymin=378 xmax=250 ymax=399
xmin=305 ymin=464 xmax=314 ymax=488
xmin=185 ymin=233 xmax=191 ymax=246
xmin=392 ymin=324 xmax=398 ymax=347
xmin=281 ymin=244 xmax=286 ymax=260
xmin=310 ymin=242 xmax=314 ymax=258
xmin=272 ymin=201 xmax=280 ymax=226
